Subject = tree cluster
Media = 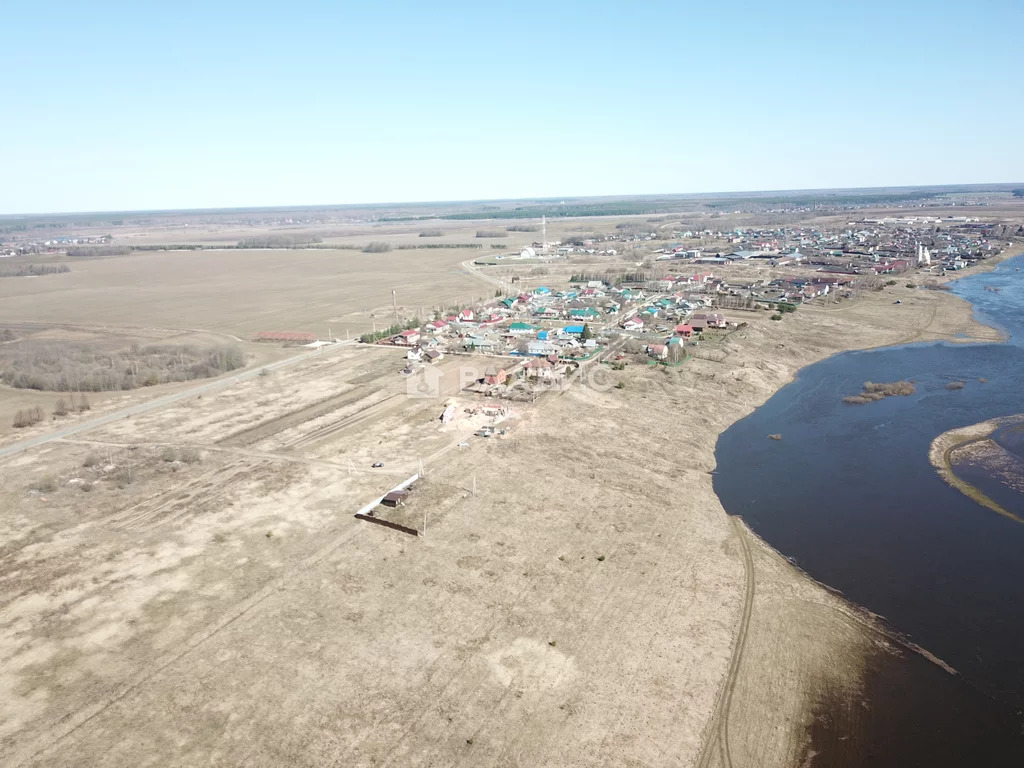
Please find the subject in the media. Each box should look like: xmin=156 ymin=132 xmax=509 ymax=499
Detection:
xmin=66 ymin=245 xmax=132 ymax=258
xmin=0 ymin=264 xmax=71 ymax=278
xmin=0 ymin=342 xmax=246 ymax=392
xmin=359 ymin=318 xmax=422 ymax=344
xmin=363 ymin=241 xmax=392 ymax=253
xmin=236 ymin=235 xmax=323 ymax=248
xmin=12 ymin=406 xmax=44 ymax=428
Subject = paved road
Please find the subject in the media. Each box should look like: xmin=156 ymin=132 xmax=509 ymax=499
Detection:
xmin=0 ymin=342 xmax=356 ymax=459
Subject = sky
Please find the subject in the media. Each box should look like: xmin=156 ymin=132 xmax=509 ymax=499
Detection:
xmin=2 ymin=0 xmax=1022 ymax=214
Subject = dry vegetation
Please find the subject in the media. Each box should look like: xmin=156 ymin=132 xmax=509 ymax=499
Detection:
xmin=0 ymin=265 xmax=70 ymax=278
xmin=0 ymin=341 xmax=245 ymax=391
xmin=842 ymin=380 xmax=917 ymax=404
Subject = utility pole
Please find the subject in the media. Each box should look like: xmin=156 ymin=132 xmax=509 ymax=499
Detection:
xmin=392 ymin=289 xmax=399 ymax=324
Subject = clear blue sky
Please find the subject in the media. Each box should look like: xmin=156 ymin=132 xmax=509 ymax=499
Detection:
xmin=2 ymin=0 xmax=1022 ymax=214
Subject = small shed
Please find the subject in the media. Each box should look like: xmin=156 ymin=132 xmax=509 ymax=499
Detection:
xmin=382 ymin=490 xmax=409 ymax=508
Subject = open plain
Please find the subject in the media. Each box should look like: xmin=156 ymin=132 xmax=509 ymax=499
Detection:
xmin=1 ymin=202 xmax=1022 ymax=767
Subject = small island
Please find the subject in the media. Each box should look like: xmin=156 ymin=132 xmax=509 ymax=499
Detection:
xmin=929 ymin=416 xmax=1024 ymax=523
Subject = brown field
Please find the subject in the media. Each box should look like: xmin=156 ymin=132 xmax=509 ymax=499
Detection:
xmin=0 ymin=207 xmax=1021 ymax=767
xmin=0 ymin=247 xmax=490 ymax=339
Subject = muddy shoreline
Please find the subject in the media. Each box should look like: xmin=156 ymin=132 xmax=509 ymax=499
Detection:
xmin=711 ymin=250 xmax=1024 ymax=765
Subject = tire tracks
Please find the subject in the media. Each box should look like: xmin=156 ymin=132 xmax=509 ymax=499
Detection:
xmin=697 ymin=516 xmax=755 ymax=768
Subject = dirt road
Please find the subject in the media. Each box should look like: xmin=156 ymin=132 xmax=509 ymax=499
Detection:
xmin=0 ymin=342 xmax=357 ymax=459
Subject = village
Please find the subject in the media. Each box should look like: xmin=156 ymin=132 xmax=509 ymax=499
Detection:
xmin=332 ymin=215 xmax=1016 ymax=405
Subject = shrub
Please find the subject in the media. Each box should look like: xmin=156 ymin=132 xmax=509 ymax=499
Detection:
xmin=53 ymin=398 xmax=68 ymax=416
xmin=30 ymin=475 xmax=59 ymax=493
xmin=114 ymin=467 xmax=135 ymax=487
xmin=418 ymin=230 xmax=443 ymax=237
xmin=770 ymin=314 xmax=782 ymax=321
xmin=906 ymin=283 xmax=916 ymax=289
xmin=886 ymin=279 xmax=897 ymax=286
xmin=614 ymin=381 xmax=626 ymax=389
xmin=179 ymin=447 xmax=201 ymax=463
xmin=12 ymin=406 xmax=44 ymax=428
xmin=83 ymin=451 xmax=99 ymax=467
xmin=79 ymin=481 xmax=94 ymax=492
xmin=362 ymin=241 xmax=392 ymax=253
xmin=843 ymin=380 xmax=916 ymax=404
xmin=162 ymin=446 xmax=179 ymax=462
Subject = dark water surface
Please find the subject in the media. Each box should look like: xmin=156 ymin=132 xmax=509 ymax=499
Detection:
xmin=714 ymin=255 xmax=1024 ymax=762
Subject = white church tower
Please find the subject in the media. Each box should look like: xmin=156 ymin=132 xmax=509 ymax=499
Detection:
xmin=917 ymin=243 xmax=932 ymax=266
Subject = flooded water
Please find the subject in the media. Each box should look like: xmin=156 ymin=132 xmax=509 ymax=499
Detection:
xmin=714 ymin=254 xmax=1024 ymax=761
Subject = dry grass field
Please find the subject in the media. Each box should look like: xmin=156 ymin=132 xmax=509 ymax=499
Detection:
xmin=2 ymin=203 xmax=1022 ymax=766
xmin=0 ymin=246 xmax=1007 ymax=767
xmin=0 ymin=247 xmax=491 ymax=339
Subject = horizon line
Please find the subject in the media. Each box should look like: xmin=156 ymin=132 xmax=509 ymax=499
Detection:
xmin=3 ymin=181 xmax=1022 ymax=220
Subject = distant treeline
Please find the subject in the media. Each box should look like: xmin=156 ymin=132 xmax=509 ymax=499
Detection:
xmin=0 ymin=342 xmax=246 ymax=392
xmin=419 ymin=229 xmax=443 ymax=237
xmin=237 ymin=235 xmax=323 ymax=248
xmin=506 ymin=224 xmax=540 ymax=232
xmin=704 ymin=192 xmax=943 ymax=210
xmin=67 ymin=245 xmax=132 ymax=258
xmin=396 ymin=243 xmax=481 ymax=250
xmin=0 ymin=264 xmax=71 ymax=278
xmin=62 ymin=242 xmax=486 ymax=255
xmin=476 ymin=230 xmax=508 ymax=238
xmin=1013 ymin=189 xmax=1024 ymax=198
xmin=448 ymin=202 xmax=670 ymax=220
xmin=570 ymin=271 xmax=649 ymax=285
xmin=375 ymin=189 xmax=975 ymax=222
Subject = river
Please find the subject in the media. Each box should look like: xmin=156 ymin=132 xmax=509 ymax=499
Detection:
xmin=714 ymin=254 xmax=1024 ymax=763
